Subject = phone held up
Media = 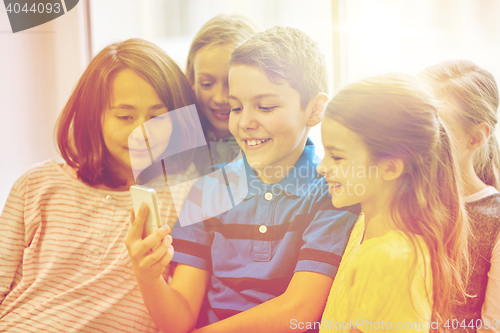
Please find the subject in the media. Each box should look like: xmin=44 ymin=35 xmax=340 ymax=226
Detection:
xmin=130 ymin=185 xmax=163 ymax=250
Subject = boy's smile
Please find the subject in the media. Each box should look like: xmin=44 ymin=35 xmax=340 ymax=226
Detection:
xmin=227 ymin=65 xmax=311 ymax=183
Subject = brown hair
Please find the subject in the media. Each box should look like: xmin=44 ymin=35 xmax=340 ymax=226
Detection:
xmin=326 ymin=73 xmax=468 ymax=328
xmin=56 ymin=38 xmax=199 ymax=188
xmin=186 ymin=14 xmax=259 ymax=85
xmin=419 ymin=60 xmax=500 ymax=189
xmin=230 ymin=26 xmax=328 ymax=109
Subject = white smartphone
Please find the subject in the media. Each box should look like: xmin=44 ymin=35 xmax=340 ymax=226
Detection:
xmin=130 ymin=185 xmax=163 ymax=246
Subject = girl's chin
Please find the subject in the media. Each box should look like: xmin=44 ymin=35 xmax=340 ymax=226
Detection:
xmin=130 ymin=160 xmax=153 ymax=173
xmin=204 ymin=119 xmax=230 ymax=136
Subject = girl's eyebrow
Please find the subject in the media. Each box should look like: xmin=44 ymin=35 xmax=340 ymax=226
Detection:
xmin=325 ymin=145 xmax=345 ymax=152
xmin=110 ymin=104 xmax=135 ymax=110
xmin=197 ymin=72 xmax=215 ymax=78
xmin=227 ymin=93 xmax=281 ymax=101
xmin=150 ymin=104 xmax=166 ymax=110
xmin=110 ymin=104 xmax=166 ymax=110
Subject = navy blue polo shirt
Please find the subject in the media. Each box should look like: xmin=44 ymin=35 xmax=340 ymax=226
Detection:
xmin=171 ymin=139 xmax=359 ymax=326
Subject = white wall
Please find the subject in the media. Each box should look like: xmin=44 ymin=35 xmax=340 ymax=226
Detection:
xmin=0 ymin=2 xmax=89 ymax=208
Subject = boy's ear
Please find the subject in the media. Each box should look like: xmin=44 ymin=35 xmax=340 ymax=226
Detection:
xmin=468 ymin=122 xmax=490 ymax=151
xmin=379 ymin=158 xmax=405 ymax=181
xmin=306 ymin=92 xmax=329 ymax=127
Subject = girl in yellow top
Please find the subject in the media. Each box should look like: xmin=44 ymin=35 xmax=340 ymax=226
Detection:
xmin=317 ymin=74 xmax=469 ymax=332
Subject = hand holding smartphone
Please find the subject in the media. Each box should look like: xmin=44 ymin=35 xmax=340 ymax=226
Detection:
xmin=130 ymin=185 xmax=163 ymax=250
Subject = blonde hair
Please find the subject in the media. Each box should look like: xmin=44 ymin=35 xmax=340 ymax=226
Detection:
xmin=186 ymin=14 xmax=259 ymax=85
xmin=326 ymin=73 xmax=468 ymax=329
xmin=230 ymin=26 xmax=328 ymax=109
xmin=419 ymin=60 xmax=500 ymax=189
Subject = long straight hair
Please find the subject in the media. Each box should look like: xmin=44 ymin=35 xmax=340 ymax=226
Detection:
xmin=186 ymin=15 xmax=259 ymax=136
xmin=186 ymin=14 xmax=259 ymax=85
xmin=326 ymin=73 xmax=468 ymax=328
xmin=56 ymin=38 xmax=199 ymax=188
xmin=420 ymin=60 xmax=500 ymax=189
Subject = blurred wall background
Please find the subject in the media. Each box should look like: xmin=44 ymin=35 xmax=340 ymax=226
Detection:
xmin=0 ymin=2 xmax=89 ymax=209
xmin=1 ymin=0 xmax=500 ymax=208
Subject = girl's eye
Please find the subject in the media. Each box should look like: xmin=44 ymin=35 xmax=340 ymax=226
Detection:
xmin=200 ymin=82 xmax=213 ymax=88
xmin=230 ymin=107 xmax=242 ymax=113
xmin=331 ymin=155 xmax=343 ymax=161
xmin=117 ymin=116 xmax=132 ymax=121
xmin=259 ymin=106 xmax=277 ymax=112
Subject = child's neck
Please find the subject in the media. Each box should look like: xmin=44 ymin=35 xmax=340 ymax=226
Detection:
xmin=208 ymin=126 xmax=232 ymax=141
xmin=254 ymin=165 xmax=290 ymax=184
xmin=94 ymin=181 xmax=133 ymax=192
xmin=361 ymin=185 xmax=398 ymax=242
xmin=362 ymin=211 xmax=395 ymax=243
xmin=460 ymin=161 xmax=488 ymax=197
xmin=94 ymin=168 xmax=136 ymax=192
xmin=254 ymin=150 xmax=304 ymax=184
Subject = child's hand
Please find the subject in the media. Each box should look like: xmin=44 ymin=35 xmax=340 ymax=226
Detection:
xmin=125 ymin=204 xmax=174 ymax=284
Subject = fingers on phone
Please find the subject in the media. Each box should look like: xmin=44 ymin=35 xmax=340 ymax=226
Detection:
xmin=160 ymin=223 xmax=171 ymax=234
xmin=163 ymin=235 xmax=173 ymax=247
xmin=141 ymin=239 xmax=171 ymax=268
xmin=129 ymin=204 xmax=150 ymax=234
xmin=138 ymin=204 xmax=149 ymax=221
xmin=160 ymin=245 xmax=174 ymax=267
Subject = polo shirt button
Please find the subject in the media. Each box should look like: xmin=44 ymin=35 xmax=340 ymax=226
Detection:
xmin=99 ymin=232 xmax=106 ymax=237
xmin=105 ymin=195 xmax=112 ymax=201
xmin=264 ymin=192 xmax=273 ymax=200
xmin=259 ymin=225 xmax=267 ymax=234
xmin=93 ymin=248 xmax=100 ymax=254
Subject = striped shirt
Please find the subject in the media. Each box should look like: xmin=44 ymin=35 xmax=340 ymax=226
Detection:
xmin=171 ymin=140 xmax=360 ymax=326
xmin=0 ymin=160 xmax=197 ymax=333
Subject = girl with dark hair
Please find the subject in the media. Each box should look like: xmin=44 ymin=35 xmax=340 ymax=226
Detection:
xmin=0 ymin=38 xmax=200 ymax=332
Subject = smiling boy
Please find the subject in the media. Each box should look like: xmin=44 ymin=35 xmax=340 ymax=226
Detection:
xmin=126 ymin=27 xmax=359 ymax=333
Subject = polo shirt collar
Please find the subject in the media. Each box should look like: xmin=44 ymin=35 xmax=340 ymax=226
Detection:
xmin=238 ymin=138 xmax=319 ymax=199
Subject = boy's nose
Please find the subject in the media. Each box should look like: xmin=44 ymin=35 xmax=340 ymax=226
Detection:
xmin=238 ymin=110 xmax=258 ymax=130
xmin=316 ymin=163 xmax=327 ymax=176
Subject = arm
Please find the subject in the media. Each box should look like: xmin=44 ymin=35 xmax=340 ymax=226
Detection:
xmin=0 ymin=187 xmax=25 ymax=304
xmin=193 ymin=271 xmax=333 ymax=333
xmin=480 ymin=233 xmax=500 ymax=333
xmin=125 ymin=205 xmax=209 ymax=333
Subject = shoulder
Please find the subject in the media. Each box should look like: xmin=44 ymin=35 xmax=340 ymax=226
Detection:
xmin=12 ymin=160 xmax=68 ymax=192
xmin=344 ymin=231 xmax=433 ymax=325
xmin=345 ymin=231 xmax=431 ymax=307
xmin=355 ymin=231 xmax=429 ymax=272
xmin=196 ymin=158 xmax=246 ymax=195
xmin=213 ymin=158 xmax=245 ymax=175
xmin=467 ymin=193 xmax=500 ymax=218
xmin=11 ymin=160 xmax=122 ymax=201
xmin=17 ymin=159 xmax=61 ymax=177
xmin=179 ymin=159 xmax=245 ymax=223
